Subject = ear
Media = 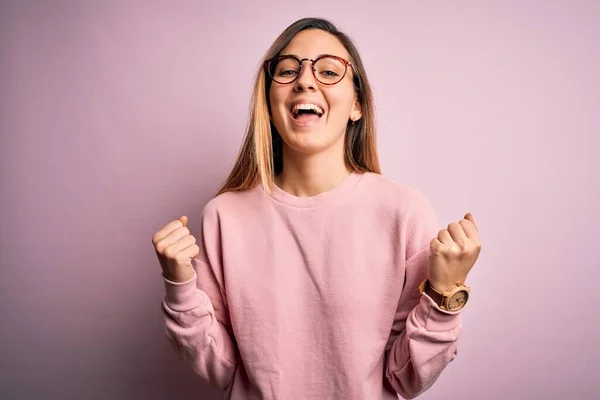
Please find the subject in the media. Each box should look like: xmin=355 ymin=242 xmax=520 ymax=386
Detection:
xmin=350 ymin=95 xmax=362 ymax=122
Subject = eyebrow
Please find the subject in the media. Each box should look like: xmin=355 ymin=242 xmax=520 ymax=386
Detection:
xmin=280 ymin=53 xmax=333 ymax=59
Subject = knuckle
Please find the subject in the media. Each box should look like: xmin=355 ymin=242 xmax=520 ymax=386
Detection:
xmin=152 ymin=231 xmax=165 ymax=245
xmin=175 ymin=252 xmax=191 ymax=265
xmin=154 ymin=242 xmax=166 ymax=253
xmin=464 ymin=240 xmax=480 ymax=252
xmin=450 ymin=245 xmax=462 ymax=256
xmin=163 ymin=246 xmax=177 ymax=259
xmin=437 ymin=247 xmax=449 ymax=256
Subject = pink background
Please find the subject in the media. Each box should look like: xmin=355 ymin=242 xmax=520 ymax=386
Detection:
xmin=1 ymin=1 xmax=598 ymax=399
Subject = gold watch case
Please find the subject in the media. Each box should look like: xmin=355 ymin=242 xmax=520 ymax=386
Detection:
xmin=419 ymin=280 xmax=471 ymax=312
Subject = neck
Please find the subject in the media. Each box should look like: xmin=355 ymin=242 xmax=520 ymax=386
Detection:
xmin=275 ymin=141 xmax=351 ymax=197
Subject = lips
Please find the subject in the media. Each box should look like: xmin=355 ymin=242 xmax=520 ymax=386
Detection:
xmin=289 ymin=100 xmax=326 ymax=119
xmin=291 ymin=104 xmax=324 ymax=119
xmin=287 ymin=110 xmax=321 ymax=128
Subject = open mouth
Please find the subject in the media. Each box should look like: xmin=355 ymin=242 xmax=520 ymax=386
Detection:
xmin=291 ymin=103 xmax=325 ymax=119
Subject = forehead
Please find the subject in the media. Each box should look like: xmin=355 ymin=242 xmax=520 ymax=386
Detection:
xmin=281 ymin=29 xmax=350 ymax=59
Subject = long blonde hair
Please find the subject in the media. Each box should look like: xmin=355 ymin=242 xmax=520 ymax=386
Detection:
xmin=216 ymin=18 xmax=381 ymax=197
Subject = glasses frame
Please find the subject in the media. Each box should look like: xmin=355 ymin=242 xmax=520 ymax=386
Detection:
xmin=264 ymin=54 xmax=356 ymax=86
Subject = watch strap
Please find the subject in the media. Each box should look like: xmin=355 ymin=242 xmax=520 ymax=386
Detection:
xmin=422 ymin=280 xmax=445 ymax=308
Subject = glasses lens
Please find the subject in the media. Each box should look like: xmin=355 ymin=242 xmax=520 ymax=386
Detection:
xmin=314 ymin=56 xmax=346 ymax=84
xmin=271 ymin=57 xmax=300 ymax=84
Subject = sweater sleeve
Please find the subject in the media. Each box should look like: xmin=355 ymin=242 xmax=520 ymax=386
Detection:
xmin=161 ymin=204 xmax=238 ymax=391
xmin=384 ymin=191 xmax=463 ymax=399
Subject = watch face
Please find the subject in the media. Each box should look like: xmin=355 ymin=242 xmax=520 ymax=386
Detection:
xmin=448 ymin=290 xmax=469 ymax=311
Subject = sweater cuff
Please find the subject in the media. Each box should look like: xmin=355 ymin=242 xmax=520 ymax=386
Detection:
xmin=414 ymin=294 xmax=462 ymax=332
xmin=163 ymin=271 xmax=207 ymax=312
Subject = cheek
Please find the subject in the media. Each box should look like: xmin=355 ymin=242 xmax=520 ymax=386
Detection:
xmin=328 ymin=96 xmax=354 ymax=119
xmin=269 ymin=88 xmax=287 ymax=115
xmin=326 ymin=87 xmax=357 ymax=116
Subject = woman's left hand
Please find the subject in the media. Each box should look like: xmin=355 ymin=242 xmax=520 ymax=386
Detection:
xmin=428 ymin=213 xmax=482 ymax=292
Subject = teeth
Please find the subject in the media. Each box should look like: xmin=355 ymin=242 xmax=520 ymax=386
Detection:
xmin=292 ymin=103 xmax=324 ymax=117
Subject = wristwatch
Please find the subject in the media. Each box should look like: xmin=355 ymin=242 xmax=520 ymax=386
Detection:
xmin=419 ymin=279 xmax=471 ymax=312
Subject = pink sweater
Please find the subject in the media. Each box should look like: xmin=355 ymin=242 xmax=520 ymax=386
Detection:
xmin=162 ymin=171 xmax=463 ymax=399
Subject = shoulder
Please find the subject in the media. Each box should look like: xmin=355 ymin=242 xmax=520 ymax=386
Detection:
xmin=200 ymin=185 xmax=264 ymax=223
xmin=357 ymin=172 xmax=436 ymax=216
xmin=359 ymin=172 xmax=440 ymax=258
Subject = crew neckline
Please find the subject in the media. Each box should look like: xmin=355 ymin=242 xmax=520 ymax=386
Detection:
xmin=261 ymin=171 xmax=364 ymax=208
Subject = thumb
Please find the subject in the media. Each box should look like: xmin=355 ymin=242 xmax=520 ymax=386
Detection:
xmin=464 ymin=213 xmax=477 ymax=227
xmin=178 ymin=215 xmax=188 ymax=227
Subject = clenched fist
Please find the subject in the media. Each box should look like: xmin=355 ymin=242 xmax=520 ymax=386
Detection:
xmin=428 ymin=213 xmax=482 ymax=292
xmin=152 ymin=216 xmax=199 ymax=283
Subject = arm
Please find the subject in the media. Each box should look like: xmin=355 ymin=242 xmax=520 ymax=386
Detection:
xmin=384 ymin=246 xmax=462 ymax=399
xmin=384 ymin=190 xmax=463 ymax=398
xmin=161 ymin=205 xmax=238 ymax=391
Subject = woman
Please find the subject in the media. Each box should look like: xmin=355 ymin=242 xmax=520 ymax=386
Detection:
xmin=152 ymin=17 xmax=481 ymax=399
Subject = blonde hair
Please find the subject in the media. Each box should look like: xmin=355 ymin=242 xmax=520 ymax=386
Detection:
xmin=216 ymin=17 xmax=381 ymax=197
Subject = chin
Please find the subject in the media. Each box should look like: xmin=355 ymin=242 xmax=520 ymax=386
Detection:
xmin=281 ymin=129 xmax=344 ymax=156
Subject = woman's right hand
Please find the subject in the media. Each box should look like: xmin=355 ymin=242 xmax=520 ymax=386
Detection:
xmin=152 ymin=216 xmax=199 ymax=283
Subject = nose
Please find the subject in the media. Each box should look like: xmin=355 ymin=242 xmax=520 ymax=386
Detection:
xmin=294 ymin=60 xmax=317 ymax=91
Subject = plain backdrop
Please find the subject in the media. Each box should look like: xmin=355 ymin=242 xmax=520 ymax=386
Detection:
xmin=1 ymin=0 xmax=598 ymax=399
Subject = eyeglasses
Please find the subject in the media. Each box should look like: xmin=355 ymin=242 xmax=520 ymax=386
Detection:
xmin=264 ymin=54 xmax=355 ymax=85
